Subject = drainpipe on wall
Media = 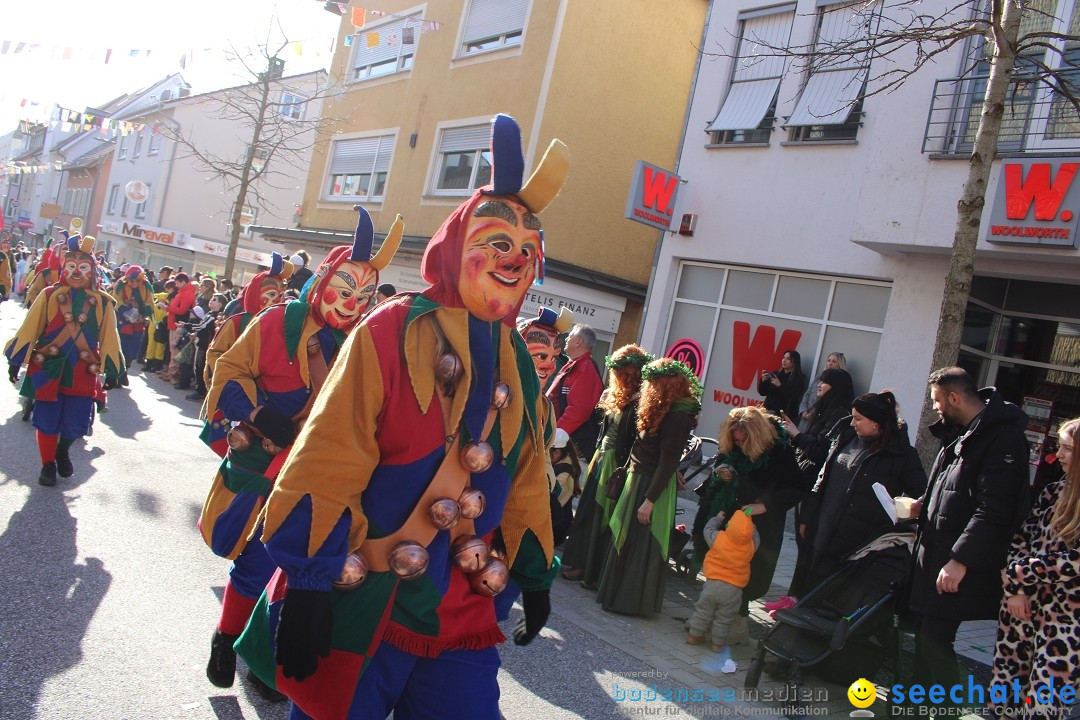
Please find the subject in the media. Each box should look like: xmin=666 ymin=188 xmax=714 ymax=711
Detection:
xmin=636 ymin=0 xmax=713 ymax=344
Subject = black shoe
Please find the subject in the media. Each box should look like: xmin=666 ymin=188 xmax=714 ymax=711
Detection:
xmin=175 ymin=383 xmax=192 ymax=391
xmin=38 ymin=461 xmax=57 ymax=487
xmin=186 ymin=391 xmax=205 ymax=401
xmin=206 ymin=630 xmax=239 ymax=688
xmin=119 ymin=373 xmax=129 ymax=387
xmin=245 ymin=669 xmax=287 ymax=702
xmin=55 ymin=449 xmax=74 ymax=478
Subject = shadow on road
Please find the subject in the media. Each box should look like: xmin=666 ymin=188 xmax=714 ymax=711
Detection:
xmin=96 ymin=384 xmax=152 ymax=439
xmin=0 ymin=487 xmax=111 ymax=720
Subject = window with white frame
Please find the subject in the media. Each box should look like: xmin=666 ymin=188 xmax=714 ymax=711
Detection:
xmin=78 ymin=188 xmax=90 ymax=217
xmin=251 ymin=147 xmax=269 ymax=174
xmin=350 ymin=13 xmax=421 ymax=82
xmin=325 ymin=134 xmax=396 ymax=201
xmin=432 ymin=124 xmax=492 ymax=194
xmin=148 ymin=129 xmax=162 ymax=155
xmin=707 ymin=5 xmax=795 ymax=145
xmin=121 ymin=195 xmax=130 ymax=217
xmin=785 ymin=1 xmax=880 ymax=142
xmin=62 ymin=189 xmax=73 ymax=214
xmin=117 ymin=133 xmax=129 ymax=160
xmin=132 ymin=131 xmax=144 ymax=158
xmin=107 ymin=184 xmax=120 ymax=214
xmin=280 ymin=91 xmax=307 ymax=121
xmin=460 ymin=0 xmax=528 ymax=55
xmin=239 ymin=205 xmax=257 ymax=238
xmin=135 ymin=183 xmax=151 ymax=219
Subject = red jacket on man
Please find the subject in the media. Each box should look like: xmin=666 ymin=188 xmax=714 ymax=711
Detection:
xmin=166 ymin=282 xmax=197 ymax=331
xmin=545 ymin=353 xmax=603 ymax=436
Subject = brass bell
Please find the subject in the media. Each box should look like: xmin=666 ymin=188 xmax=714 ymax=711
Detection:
xmin=63 ymin=312 xmax=74 ymax=323
xmin=434 ymin=353 xmax=463 ymax=387
xmin=306 ymin=338 xmax=320 ymax=356
xmin=469 ymin=559 xmax=509 ymax=597
xmin=460 ymin=442 xmax=494 ymax=473
xmin=46 ymin=345 xmax=61 ymax=357
xmin=87 ymin=296 xmax=97 ymax=306
xmin=32 ymin=352 xmax=45 ymax=365
xmin=491 ymin=383 xmax=510 ymax=409
xmin=56 ymin=293 xmax=67 ymax=304
xmin=77 ymin=313 xmax=88 ymax=324
xmin=458 ymin=486 xmax=486 ymax=519
xmin=226 ymin=425 xmax=253 ymax=452
xmin=79 ymin=350 xmax=90 ymax=361
xmin=333 ymin=552 xmax=368 ymax=590
xmin=450 ymin=534 xmax=489 ymax=573
xmin=428 ymin=497 xmax=461 ymax=530
xmin=86 ymin=363 xmax=100 ymax=374
xmin=388 ymin=541 xmax=429 ymax=580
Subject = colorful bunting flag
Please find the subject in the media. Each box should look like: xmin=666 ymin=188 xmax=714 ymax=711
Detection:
xmin=351 ymin=6 xmax=366 ymax=29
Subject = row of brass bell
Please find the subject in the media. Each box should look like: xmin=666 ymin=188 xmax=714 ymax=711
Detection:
xmin=428 ymin=486 xmax=486 ymax=530
xmin=54 ymin=293 xmax=97 ymax=307
xmin=451 ymin=534 xmax=509 ymax=597
xmin=62 ymin=312 xmax=89 ymax=324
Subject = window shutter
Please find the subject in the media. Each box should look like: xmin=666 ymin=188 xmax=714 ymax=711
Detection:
xmin=373 ymin=136 xmax=395 ymax=172
xmin=439 ymin=124 xmax=491 ymax=153
xmin=462 ymin=0 xmax=529 ymax=44
xmin=330 ymin=137 xmax=379 ymax=174
xmin=353 ymin=14 xmax=419 ymax=70
xmin=708 ymin=10 xmax=793 ymax=132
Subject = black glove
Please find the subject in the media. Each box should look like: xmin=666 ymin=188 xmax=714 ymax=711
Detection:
xmin=251 ymin=406 xmax=296 ymax=448
xmin=8 ymin=364 xmax=18 ymax=385
xmin=275 ymin=589 xmax=333 ymax=681
xmin=103 ymin=377 xmax=118 ymax=390
xmin=513 ymin=589 xmax=551 ymax=646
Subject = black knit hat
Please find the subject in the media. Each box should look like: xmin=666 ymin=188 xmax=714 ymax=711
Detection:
xmin=852 ymin=392 xmax=894 ymax=425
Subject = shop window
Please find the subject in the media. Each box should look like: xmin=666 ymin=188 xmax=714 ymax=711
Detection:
xmin=351 ymin=13 xmax=421 ymax=82
xmin=818 ymin=325 xmax=882 ymax=395
xmin=431 ymin=123 xmax=492 ymax=195
xmin=706 ymin=5 xmax=794 ymax=146
xmin=460 ymin=0 xmax=528 ymax=56
xmin=773 ymin=275 xmax=830 ymax=319
xmin=722 ymin=270 xmax=773 ymax=310
xmin=961 ymin=302 xmax=997 ymax=352
xmin=784 ymin=1 xmax=878 ymax=143
xmin=829 ymin=282 xmax=890 ymax=328
xmin=325 ymin=133 xmax=396 ymax=202
xmin=676 ymin=264 xmax=724 ymax=303
xmin=667 ymin=302 xmax=718 ymax=355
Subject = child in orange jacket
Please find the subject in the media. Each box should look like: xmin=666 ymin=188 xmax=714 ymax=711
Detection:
xmin=687 ymin=507 xmax=759 ymax=651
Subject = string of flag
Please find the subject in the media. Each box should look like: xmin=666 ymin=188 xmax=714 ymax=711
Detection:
xmin=0 ymin=37 xmax=336 ymax=68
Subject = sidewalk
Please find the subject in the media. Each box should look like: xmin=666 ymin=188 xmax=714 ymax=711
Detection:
xmin=549 ymin=493 xmax=998 ymax=719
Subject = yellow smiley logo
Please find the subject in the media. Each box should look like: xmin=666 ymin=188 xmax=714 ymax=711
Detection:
xmin=848 ymin=678 xmax=877 ymax=709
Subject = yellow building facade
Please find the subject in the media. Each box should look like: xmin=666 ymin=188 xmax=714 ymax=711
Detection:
xmin=266 ymin=0 xmax=707 ymax=353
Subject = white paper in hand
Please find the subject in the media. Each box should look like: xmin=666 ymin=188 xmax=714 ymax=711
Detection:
xmin=872 ymin=482 xmax=898 ymax=524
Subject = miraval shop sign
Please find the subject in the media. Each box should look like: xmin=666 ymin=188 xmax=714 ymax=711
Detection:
xmin=103 ymin=221 xmax=192 ymax=249
xmin=987 ymin=158 xmax=1080 ymax=248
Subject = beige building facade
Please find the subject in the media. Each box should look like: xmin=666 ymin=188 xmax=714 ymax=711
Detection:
xmin=256 ymin=0 xmax=708 ymax=354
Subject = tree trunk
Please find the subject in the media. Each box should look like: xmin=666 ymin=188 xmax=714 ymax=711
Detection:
xmin=914 ymin=0 xmax=1023 ymax=468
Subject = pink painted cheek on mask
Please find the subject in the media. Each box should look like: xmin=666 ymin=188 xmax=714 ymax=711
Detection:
xmin=323 ymin=287 xmax=339 ymax=304
xmin=463 ymin=253 xmax=487 ymax=281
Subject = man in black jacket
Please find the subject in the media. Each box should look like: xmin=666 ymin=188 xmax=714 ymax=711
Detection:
xmin=908 ymin=367 xmax=1030 ymax=695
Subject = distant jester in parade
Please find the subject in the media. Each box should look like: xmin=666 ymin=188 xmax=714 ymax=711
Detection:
xmin=231 ymin=114 xmax=569 ymax=720
xmin=5 ymin=233 xmax=124 ymax=486
xmin=518 ymin=305 xmax=574 ymax=387
xmin=111 ymin=264 xmax=155 ymax=386
xmin=203 ymin=253 xmax=294 ymax=392
xmin=199 ymin=207 xmax=403 ymax=694
xmin=23 ymin=239 xmax=60 ymax=308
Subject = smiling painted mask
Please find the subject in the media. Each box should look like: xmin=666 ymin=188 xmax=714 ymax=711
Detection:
xmin=523 ymin=326 xmax=558 ymax=382
xmin=458 ymin=198 xmax=540 ymax=322
xmin=61 ymin=251 xmax=96 ymax=290
xmin=318 ymin=260 xmax=377 ymax=329
xmin=259 ymin=277 xmax=285 ymax=310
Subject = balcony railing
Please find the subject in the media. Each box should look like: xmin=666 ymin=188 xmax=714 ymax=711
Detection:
xmin=923 ymin=74 xmax=1080 ymax=155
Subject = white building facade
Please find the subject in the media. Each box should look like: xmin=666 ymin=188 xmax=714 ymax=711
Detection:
xmin=640 ymin=0 xmax=1080 ymax=471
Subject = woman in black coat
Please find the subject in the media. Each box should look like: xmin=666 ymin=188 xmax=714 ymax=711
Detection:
xmin=757 ymin=349 xmax=807 ymax=421
xmin=800 ymin=391 xmax=928 ymax=589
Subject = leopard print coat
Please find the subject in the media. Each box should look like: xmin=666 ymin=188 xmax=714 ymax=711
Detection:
xmin=991 ymin=475 xmax=1080 ymax=715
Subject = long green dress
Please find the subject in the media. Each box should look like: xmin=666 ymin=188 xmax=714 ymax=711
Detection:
xmin=596 ymin=399 xmax=700 ymax=616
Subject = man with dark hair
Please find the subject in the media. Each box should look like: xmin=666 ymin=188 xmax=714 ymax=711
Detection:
xmin=545 ymin=323 xmax=604 ymax=458
xmin=375 ymin=282 xmax=396 ymax=304
xmin=286 ymin=250 xmax=313 ymax=291
xmin=907 ymin=366 xmax=1030 ymax=698
xmin=154 ymin=266 xmax=174 ymax=293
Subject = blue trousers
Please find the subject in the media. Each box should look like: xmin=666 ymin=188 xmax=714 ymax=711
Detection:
xmin=288 ymin=643 xmax=502 ymax=720
xmin=229 ymin=537 xmax=276 ymax=599
xmin=32 ymin=394 xmax=94 ymax=438
xmin=119 ymin=330 xmax=144 ymax=366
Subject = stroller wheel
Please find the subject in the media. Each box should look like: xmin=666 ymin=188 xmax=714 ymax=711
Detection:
xmin=676 ymin=547 xmax=694 ymax=576
xmin=744 ymin=650 xmax=765 ymax=689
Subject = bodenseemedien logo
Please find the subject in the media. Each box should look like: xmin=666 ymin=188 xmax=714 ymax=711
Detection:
xmin=849 ymin=678 xmax=877 ymax=717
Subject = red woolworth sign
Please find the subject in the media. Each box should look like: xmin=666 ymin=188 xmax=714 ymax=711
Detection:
xmin=624 ymin=160 xmax=681 ymax=231
xmin=710 ymin=321 xmax=804 ymax=411
xmin=987 ymin=158 xmax=1080 ymax=248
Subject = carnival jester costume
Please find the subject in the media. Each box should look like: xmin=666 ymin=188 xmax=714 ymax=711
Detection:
xmin=234 ymin=115 xmax=569 ymax=720
xmin=23 ymin=241 xmax=60 ymax=308
xmin=203 ymin=253 xmax=293 ymax=395
xmin=5 ymin=234 xmax=124 ymax=486
xmin=200 ymin=207 xmax=402 ymax=690
xmin=111 ymin=265 xmax=154 ymax=383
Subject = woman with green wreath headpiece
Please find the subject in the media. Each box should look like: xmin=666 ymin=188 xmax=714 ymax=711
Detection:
xmin=561 ymin=344 xmax=653 ymax=589
xmin=597 ymin=357 xmax=701 ymax=616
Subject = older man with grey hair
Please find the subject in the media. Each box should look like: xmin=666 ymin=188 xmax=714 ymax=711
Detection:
xmin=545 ymin=323 xmax=604 ymax=457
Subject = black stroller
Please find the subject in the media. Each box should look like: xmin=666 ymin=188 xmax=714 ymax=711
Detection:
xmin=744 ymin=530 xmax=916 ymax=689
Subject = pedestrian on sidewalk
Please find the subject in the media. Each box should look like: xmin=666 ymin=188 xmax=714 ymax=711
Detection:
xmin=597 ymin=358 xmax=702 ymax=617
xmin=688 ymin=507 xmax=759 ymax=651
xmin=562 ymin=344 xmax=653 ymax=589
xmin=549 ymin=428 xmax=580 ymax=546
xmin=991 ymin=416 xmax=1080 ymax=718
xmin=160 ymin=272 xmax=195 ymax=382
xmin=187 ymin=294 xmax=227 ymax=402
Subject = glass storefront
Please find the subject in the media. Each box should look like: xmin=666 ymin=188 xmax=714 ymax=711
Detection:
xmin=960 ymin=276 xmax=1080 ymax=482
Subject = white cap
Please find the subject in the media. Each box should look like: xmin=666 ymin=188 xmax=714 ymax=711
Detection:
xmin=552 ymin=428 xmax=570 ymax=450
xmin=289 ymin=253 xmax=305 ymax=267
xmin=191 ymin=306 xmax=207 ymax=320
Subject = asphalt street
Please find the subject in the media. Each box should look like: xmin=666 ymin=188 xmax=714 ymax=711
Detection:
xmin=0 ymin=301 xmax=710 ymax=720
